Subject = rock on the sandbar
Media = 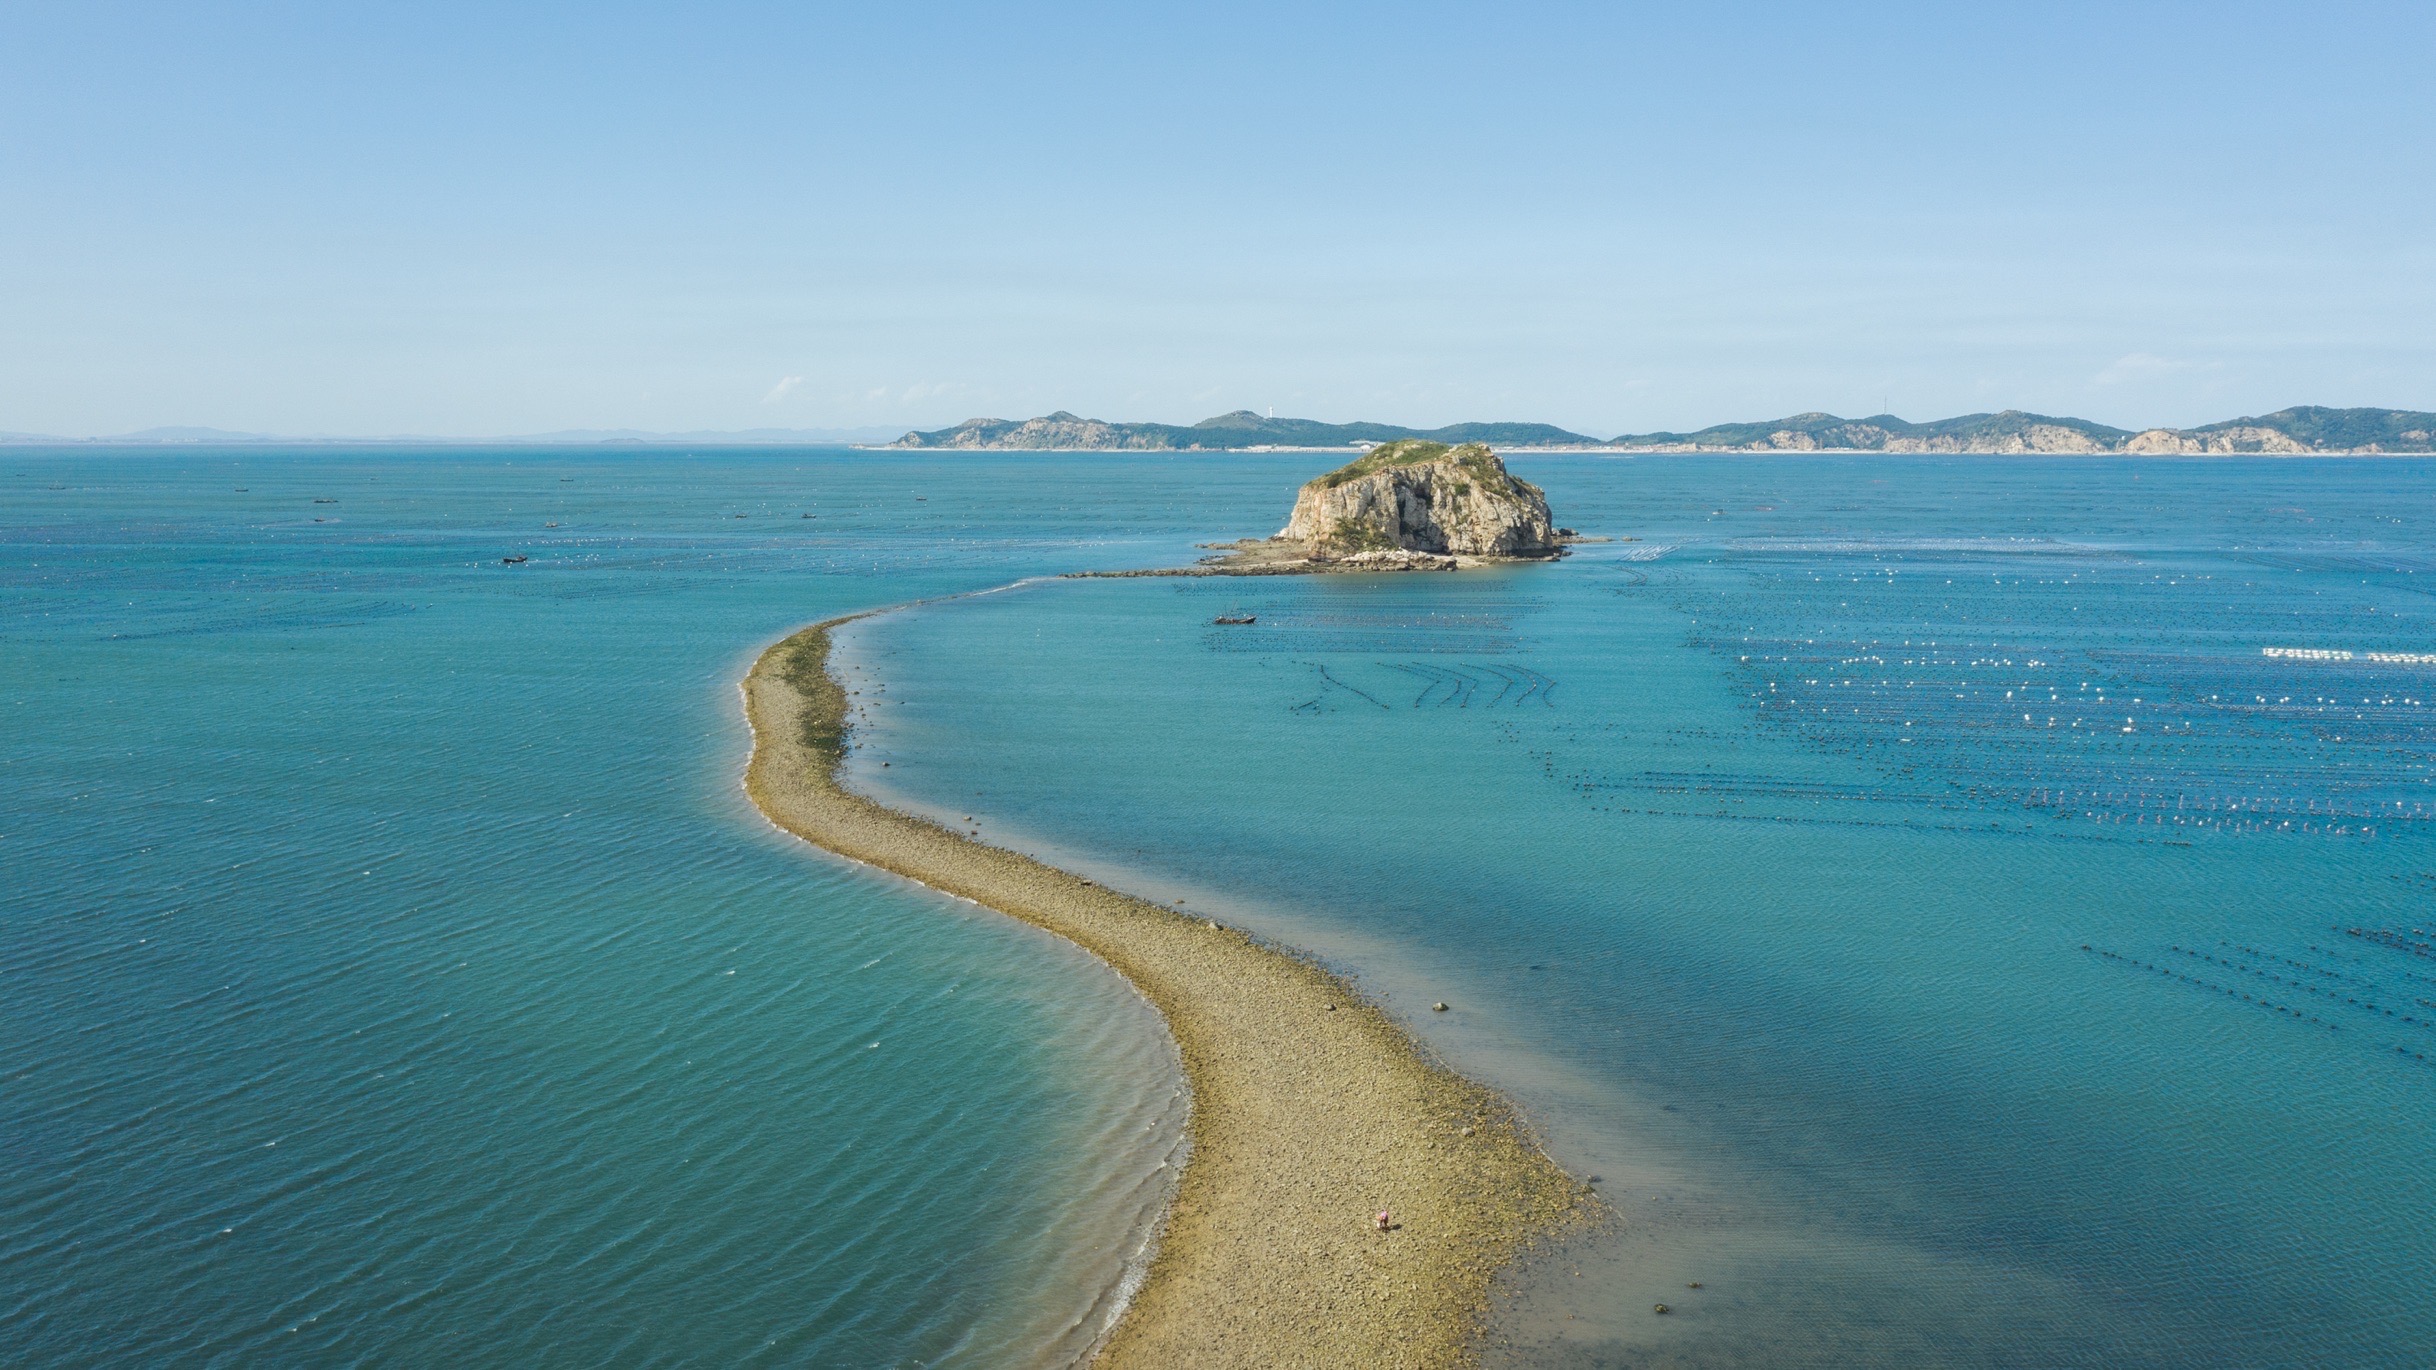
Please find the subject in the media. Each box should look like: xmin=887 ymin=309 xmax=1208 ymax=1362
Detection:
xmin=1280 ymin=440 xmax=1559 ymax=558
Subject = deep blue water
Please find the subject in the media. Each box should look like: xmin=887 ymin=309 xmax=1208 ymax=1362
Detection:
xmin=11 ymin=449 xmax=2436 ymax=1367
xmin=848 ymin=455 xmax=2436 ymax=1368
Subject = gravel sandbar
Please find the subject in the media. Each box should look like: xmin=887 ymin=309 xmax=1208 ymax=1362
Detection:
xmin=742 ymin=618 xmax=1592 ymax=1367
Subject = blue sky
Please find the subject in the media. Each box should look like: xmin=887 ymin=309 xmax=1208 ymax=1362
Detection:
xmin=3 ymin=1 xmax=2430 ymax=437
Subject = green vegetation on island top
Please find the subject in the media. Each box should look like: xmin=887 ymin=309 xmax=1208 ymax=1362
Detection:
xmin=2205 ymin=405 xmax=2436 ymax=451
xmin=1615 ymin=409 xmax=2129 ymax=449
xmin=1313 ymin=439 xmax=1528 ymax=498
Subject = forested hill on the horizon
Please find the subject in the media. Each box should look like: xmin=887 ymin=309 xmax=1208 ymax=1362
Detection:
xmin=892 ymin=406 xmax=2436 ymax=453
xmin=1609 ymin=406 xmax=2436 ymax=454
xmin=889 ymin=410 xmax=1601 ymax=450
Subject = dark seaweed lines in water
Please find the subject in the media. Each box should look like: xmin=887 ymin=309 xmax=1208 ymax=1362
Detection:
xmin=1288 ymin=660 xmax=1558 ymax=714
xmin=1382 ymin=661 xmax=1558 ymax=709
xmin=1291 ymin=662 xmax=1389 ymax=713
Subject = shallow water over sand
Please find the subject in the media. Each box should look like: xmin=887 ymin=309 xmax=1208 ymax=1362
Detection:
xmin=849 ymin=455 xmax=2436 ymax=1368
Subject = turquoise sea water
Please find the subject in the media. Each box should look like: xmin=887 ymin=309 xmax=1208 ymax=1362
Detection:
xmin=848 ymin=456 xmax=2436 ymax=1368
xmin=0 ymin=449 xmax=1261 ymax=1366
xmin=9 ymin=450 xmax=2436 ymax=1367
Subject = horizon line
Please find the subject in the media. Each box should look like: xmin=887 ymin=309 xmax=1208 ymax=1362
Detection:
xmin=6 ymin=401 xmax=2431 ymax=448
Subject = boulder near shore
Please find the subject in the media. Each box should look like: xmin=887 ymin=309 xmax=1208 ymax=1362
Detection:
xmin=1279 ymin=440 xmax=1560 ymax=559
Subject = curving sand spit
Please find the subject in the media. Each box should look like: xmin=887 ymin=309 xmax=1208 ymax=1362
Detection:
xmin=742 ymin=616 xmax=1592 ymax=1368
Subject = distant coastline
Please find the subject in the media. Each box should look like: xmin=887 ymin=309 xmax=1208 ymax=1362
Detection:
xmin=12 ymin=403 xmax=2431 ymax=453
xmin=741 ymin=612 xmax=1590 ymax=1368
xmin=887 ymin=405 xmax=2436 ymax=455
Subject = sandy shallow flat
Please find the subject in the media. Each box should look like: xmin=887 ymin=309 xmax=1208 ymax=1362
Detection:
xmin=742 ymin=617 xmax=1591 ymax=1368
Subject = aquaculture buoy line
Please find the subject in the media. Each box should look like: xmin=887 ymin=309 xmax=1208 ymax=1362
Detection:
xmin=1691 ymin=588 xmax=2436 ymax=845
xmin=2344 ymin=925 xmax=2436 ymax=964
xmin=2242 ymin=942 xmax=2381 ymax=989
xmin=2166 ymin=945 xmax=2436 ymax=1028
xmin=2334 ymin=932 xmax=2436 ymax=980
xmin=2081 ymin=946 xmax=2339 ymax=1032
xmin=2265 ymin=646 xmax=2436 ymax=665
xmin=2082 ymin=924 xmax=2436 ymax=1078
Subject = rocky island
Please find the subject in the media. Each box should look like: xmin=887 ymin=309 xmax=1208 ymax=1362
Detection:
xmin=1106 ymin=440 xmax=1577 ymax=578
xmin=1282 ymin=440 xmax=1561 ymax=557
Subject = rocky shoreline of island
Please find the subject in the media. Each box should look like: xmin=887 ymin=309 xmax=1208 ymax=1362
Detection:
xmin=1071 ymin=439 xmax=1607 ymax=580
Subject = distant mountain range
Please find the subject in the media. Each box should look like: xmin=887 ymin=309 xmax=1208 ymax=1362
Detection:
xmin=892 ymin=406 xmax=2436 ymax=454
xmin=889 ymin=410 xmax=1600 ymax=450
xmin=1608 ymin=406 xmax=2436 ymax=454
xmin=10 ymin=406 xmax=2433 ymax=453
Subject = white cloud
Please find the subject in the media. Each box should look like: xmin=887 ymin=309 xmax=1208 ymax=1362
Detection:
xmin=761 ymin=375 xmax=806 ymax=404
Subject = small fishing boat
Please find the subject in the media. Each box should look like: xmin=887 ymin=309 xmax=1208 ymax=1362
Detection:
xmin=1213 ymin=614 xmax=1256 ymax=625
xmin=501 ymin=555 xmax=528 ymax=565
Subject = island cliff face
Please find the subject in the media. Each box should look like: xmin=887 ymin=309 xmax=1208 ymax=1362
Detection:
xmin=2121 ymin=425 xmax=2315 ymax=454
xmin=1681 ymin=415 xmax=2117 ymax=454
xmin=894 ymin=411 xmax=1178 ymax=450
xmin=1279 ymin=441 xmax=1558 ymax=557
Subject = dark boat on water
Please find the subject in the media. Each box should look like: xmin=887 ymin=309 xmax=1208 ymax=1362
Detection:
xmin=501 ymin=555 xmax=528 ymax=565
xmin=1213 ymin=614 xmax=1255 ymax=625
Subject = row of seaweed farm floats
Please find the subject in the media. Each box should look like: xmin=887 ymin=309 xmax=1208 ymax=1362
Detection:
xmin=2265 ymin=647 xmax=2436 ymax=664
xmin=2018 ymin=786 xmax=2429 ymax=837
xmin=2082 ymin=929 xmax=2436 ymax=1075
